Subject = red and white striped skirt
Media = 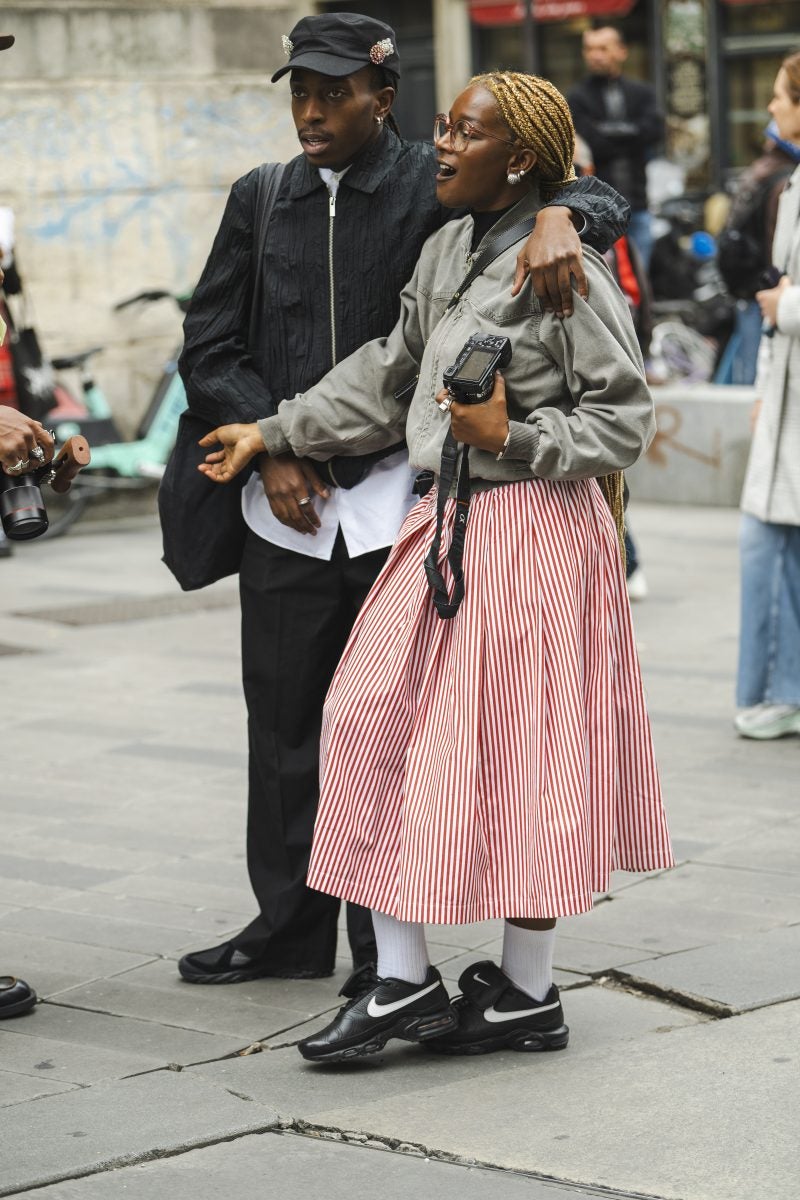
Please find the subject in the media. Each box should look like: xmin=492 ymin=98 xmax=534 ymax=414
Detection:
xmin=307 ymin=477 xmax=673 ymax=923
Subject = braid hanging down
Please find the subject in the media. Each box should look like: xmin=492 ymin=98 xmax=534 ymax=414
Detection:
xmin=470 ymin=70 xmax=626 ymax=558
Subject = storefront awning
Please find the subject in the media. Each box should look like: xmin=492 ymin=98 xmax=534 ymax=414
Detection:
xmin=469 ymin=0 xmax=636 ymax=25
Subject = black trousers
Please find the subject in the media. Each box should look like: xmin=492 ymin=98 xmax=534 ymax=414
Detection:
xmin=233 ymin=528 xmax=389 ymax=974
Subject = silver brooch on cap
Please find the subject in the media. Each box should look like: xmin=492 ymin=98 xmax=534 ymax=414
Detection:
xmin=369 ymin=38 xmax=394 ymax=65
xmin=281 ymin=34 xmax=294 ymax=58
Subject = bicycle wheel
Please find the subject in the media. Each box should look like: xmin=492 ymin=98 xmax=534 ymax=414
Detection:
xmin=40 ymin=480 xmax=92 ymax=539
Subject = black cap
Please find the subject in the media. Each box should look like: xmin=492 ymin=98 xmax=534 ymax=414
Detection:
xmin=0 ymin=34 xmax=15 ymax=51
xmin=271 ymin=12 xmax=399 ymax=84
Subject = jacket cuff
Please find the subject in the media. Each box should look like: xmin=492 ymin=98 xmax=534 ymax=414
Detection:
xmin=257 ymin=416 xmax=290 ymax=456
xmin=504 ymin=419 xmax=541 ymax=464
xmin=777 ymin=286 xmax=800 ymax=338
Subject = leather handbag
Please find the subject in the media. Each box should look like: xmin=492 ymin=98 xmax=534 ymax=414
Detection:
xmin=159 ymin=163 xmax=285 ymax=591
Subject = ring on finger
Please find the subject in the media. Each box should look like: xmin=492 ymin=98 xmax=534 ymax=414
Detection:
xmin=437 ymin=393 xmax=453 ymax=413
xmin=8 ymin=459 xmax=28 ymax=473
xmin=30 ymin=445 xmax=46 ymax=462
xmin=297 ymin=496 xmax=311 ymax=507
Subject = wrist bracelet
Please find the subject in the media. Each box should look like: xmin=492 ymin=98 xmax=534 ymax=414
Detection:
xmin=496 ymin=427 xmax=511 ymax=461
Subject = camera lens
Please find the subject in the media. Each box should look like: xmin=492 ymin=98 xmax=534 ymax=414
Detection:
xmin=0 ymin=482 xmax=49 ymax=540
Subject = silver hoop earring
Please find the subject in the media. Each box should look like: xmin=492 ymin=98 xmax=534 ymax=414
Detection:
xmin=507 ymin=171 xmax=521 ymax=186
xmin=375 ymin=115 xmax=383 ymax=125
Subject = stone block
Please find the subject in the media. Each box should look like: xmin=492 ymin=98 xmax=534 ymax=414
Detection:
xmin=2 ymin=1000 xmax=244 ymax=1067
xmin=616 ymin=924 xmax=800 ymax=1013
xmin=0 ymin=930 xmax=154 ymax=998
xmin=0 ymin=907 xmax=202 ymax=957
xmin=0 ymin=1070 xmax=77 ymax=1109
xmin=0 ymin=1071 xmax=278 ymax=1196
xmin=2 ymin=1127 xmax=593 ymax=1200
xmin=626 ymin=384 xmax=754 ymax=506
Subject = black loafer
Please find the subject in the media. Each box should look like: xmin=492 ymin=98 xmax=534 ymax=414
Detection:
xmin=178 ymin=940 xmax=333 ymax=984
xmin=425 ymin=961 xmax=569 ymax=1055
xmin=0 ymin=976 xmax=37 ymax=1018
xmin=297 ymin=965 xmax=456 ymax=1063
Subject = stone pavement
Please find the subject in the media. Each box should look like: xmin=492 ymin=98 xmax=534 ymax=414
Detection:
xmin=0 ymin=506 xmax=798 ymax=1200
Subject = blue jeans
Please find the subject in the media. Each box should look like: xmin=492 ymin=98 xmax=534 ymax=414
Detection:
xmin=714 ymin=301 xmax=762 ymax=386
xmin=627 ymin=209 xmax=654 ymax=274
xmin=737 ymin=515 xmax=800 ymax=707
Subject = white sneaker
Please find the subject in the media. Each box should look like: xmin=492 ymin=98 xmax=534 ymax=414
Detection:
xmin=734 ymin=704 xmax=800 ymax=740
xmin=627 ymin=567 xmax=649 ymax=601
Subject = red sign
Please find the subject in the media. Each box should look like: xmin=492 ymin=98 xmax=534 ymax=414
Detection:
xmin=470 ymin=0 xmax=635 ymax=24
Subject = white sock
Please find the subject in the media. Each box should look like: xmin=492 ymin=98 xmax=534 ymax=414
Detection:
xmin=371 ymin=910 xmax=430 ymax=985
xmin=501 ymin=922 xmax=555 ymax=1002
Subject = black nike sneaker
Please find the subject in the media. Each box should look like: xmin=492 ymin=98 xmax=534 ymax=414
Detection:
xmin=425 ymin=960 xmax=569 ymax=1056
xmin=297 ymin=965 xmax=456 ymax=1063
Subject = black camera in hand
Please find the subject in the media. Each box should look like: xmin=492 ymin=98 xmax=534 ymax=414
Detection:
xmin=443 ymin=333 xmax=512 ymax=405
xmin=0 ymin=436 xmax=91 ymax=540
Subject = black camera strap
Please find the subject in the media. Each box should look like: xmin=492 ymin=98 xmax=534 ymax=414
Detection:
xmin=423 ymin=216 xmax=535 ymax=620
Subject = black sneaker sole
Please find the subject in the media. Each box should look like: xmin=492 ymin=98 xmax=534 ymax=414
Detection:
xmin=426 ymin=1022 xmax=569 ymax=1056
xmin=298 ymin=1007 xmax=458 ymax=1063
xmin=178 ymin=964 xmax=333 ymax=984
xmin=0 ymin=995 xmax=37 ymax=1018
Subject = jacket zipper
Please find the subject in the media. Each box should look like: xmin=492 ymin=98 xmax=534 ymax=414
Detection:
xmin=328 ymin=189 xmax=337 ymax=366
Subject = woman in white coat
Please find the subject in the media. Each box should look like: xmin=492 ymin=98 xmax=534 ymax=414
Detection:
xmin=736 ymin=51 xmax=800 ymax=740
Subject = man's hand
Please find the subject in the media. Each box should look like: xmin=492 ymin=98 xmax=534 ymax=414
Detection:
xmin=198 ymin=422 xmax=264 ymax=483
xmin=512 ymin=206 xmax=589 ymax=318
xmin=258 ymin=452 xmax=330 ymax=535
xmin=0 ymin=406 xmax=54 ymax=474
xmin=755 ymin=275 xmax=791 ymax=328
xmin=436 ymin=373 xmax=509 ymax=456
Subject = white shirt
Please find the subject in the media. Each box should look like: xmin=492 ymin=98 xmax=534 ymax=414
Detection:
xmin=241 ymin=165 xmax=417 ymax=561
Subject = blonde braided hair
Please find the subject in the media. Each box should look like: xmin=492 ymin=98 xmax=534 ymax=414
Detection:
xmin=470 ymin=71 xmax=626 ymax=559
xmin=470 ymin=71 xmax=577 ymax=197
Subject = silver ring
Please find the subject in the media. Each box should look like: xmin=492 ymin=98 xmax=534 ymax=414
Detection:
xmin=30 ymin=445 xmax=46 ymax=462
xmin=437 ymin=394 xmax=453 ymax=413
xmin=297 ymin=497 xmax=311 ymax=507
xmin=8 ymin=458 xmax=28 ymax=473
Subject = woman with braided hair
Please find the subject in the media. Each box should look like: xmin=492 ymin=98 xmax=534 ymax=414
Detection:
xmin=200 ymin=72 xmax=673 ymax=1062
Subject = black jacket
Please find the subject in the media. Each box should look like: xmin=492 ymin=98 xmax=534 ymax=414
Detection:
xmin=568 ymin=76 xmax=664 ymax=212
xmin=180 ymin=129 xmax=629 ymax=429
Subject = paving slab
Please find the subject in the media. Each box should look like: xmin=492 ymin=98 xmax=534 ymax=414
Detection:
xmin=616 ymin=924 xmax=800 ymax=1013
xmin=0 ymin=1028 xmax=182 ymax=1086
xmin=275 ymin=1002 xmax=798 ymax=1200
xmin=0 ymin=1071 xmax=78 ymax=1108
xmin=50 ymin=977 xmax=325 ymax=1042
xmin=0 ymin=907 xmax=203 ymax=957
xmin=0 ymin=1071 xmax=279 ymax=1197
xmin=0 ymin=930 xmax=155 ymax=997
xmin=4 ymin=1129 xmax=604 ymax=1200
xmin=0 ymin=1001 xmax=245 ymax=1069
xmin=564 ymin=892 xmax=769 ymax=955
xmin=37 ymin=891 xmax=251 ymax=936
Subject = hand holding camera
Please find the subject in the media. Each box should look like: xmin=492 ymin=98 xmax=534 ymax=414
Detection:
xmin=435 ymin=333 xmax=512 ymax=455
xmin=0 ymin=434 xmax=91 ymax=539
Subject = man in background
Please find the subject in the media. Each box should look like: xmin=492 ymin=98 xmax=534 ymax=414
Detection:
xmin=569 ymin=24 xmax=664 ymax=271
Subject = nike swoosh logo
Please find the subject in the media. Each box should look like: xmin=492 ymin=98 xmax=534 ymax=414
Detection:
xmin=473 ymin=973 xmax=491 ymax=986
xmin=483 ymin=1000 xmax=561 ymax=1023
xmin=366 ymin=980 xmax=440 ymax=1017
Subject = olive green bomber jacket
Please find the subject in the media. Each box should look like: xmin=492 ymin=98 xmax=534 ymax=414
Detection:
xmin=257 ymin=188 xmax=655 ymax=484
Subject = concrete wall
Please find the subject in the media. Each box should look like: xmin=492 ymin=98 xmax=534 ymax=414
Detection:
xmin=626 ymin=384 xmax=755 ymax=508
xmin=1 ymin=2 xmax=303 ymax=433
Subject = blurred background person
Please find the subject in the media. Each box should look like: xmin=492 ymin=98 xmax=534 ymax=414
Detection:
xmin=735 ymin=51 xmax=800 ymax=742
xmin=568 ymin=24 xmax=664 ymax=273
xmin=715 ymin=126 xmax=796 ymax=385
xmin=0 ymin=27 xmax=43 ymax=1015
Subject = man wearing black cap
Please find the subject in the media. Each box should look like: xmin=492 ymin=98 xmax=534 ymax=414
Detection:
xmin=177 ymin=12 xmax=629 ymax=987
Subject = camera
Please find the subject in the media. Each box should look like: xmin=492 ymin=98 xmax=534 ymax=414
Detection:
xmin=443 ymin=333 xmax=512 ymax=405
xmin=0 ymin=435 xmax=91 ymax=540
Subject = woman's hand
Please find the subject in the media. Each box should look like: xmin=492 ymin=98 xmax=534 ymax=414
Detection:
xmin=0 ymin=407 xmax=54 ymax=474
xmin=198 ymin=423 xmax=264 ymax=483
xmin=259 ymin=453 xmax=329 ymax=535
xmin=435 ymin=371 xmax=509 ymax=456
xmin=755 ymin=274 xmax=791 ymax=327
xmin=512 ymin=206 xmax=588 ymax=317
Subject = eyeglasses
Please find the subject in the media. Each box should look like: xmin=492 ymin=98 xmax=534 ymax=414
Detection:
xmin=433 ymin=114 xmax=519 ymax=154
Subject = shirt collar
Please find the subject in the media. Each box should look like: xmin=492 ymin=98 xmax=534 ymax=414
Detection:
xmin=287 ymin=127 xmax=403 ymax=199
